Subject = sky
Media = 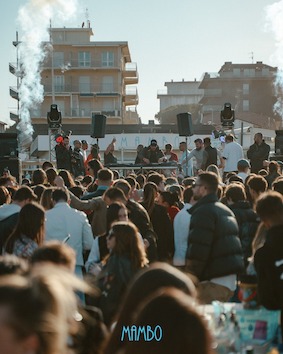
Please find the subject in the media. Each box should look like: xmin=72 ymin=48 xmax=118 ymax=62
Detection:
xmin=0 ymin=0 xmax=282 ymax=127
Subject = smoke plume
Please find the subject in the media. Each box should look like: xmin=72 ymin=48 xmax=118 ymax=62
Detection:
xmin=17 ymin=0 xmax=78 ymax=150
xmin=265 ymin=0 xmax=283 ymax=119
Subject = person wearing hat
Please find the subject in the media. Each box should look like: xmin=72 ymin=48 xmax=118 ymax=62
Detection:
xmin=141 ymin=139 xmax=165 ymax=164
xmin=237 ymin=159 xmax=250 ymax=183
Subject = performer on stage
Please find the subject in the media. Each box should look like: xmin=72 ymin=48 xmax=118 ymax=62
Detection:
xmin=141 ymin=139 xmax=165 ymax=164
xmin=104 ymin=138 xmax=118 ymax=165
xmin=55 ymin=134 xmax=72 ymax=172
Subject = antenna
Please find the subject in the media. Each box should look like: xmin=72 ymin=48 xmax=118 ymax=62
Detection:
xmin=85 ymin=8 xmax=90 ymax=27
xmin=249 ymin=51 xmax=254 ymax=64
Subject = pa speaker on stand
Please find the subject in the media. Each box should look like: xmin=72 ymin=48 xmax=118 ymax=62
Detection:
xmin=91 ymin=114 xmax=107 ymax=139
xmin=177 ymin=112 xmax=193 ymax=177
xmin=177 ymin=112 xmax=194 ymax=137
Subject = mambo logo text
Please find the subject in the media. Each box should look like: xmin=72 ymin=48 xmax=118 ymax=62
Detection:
xmin=121 ymin=325 xmax=163 ymax=341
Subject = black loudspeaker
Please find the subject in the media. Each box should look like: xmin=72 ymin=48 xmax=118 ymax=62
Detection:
xmin=0 ymin=133 xmax=18 ymax=158
xmin=0 ymin=158 xmax=21 ymax=183
xmin=177 ymin=113 xmax=194 ymax=136
xmin=91 ymin=114 xmax=107 ymax=138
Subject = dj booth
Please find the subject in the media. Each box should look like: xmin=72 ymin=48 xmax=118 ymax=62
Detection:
xmin=104 ymin=162 xmax=178 ymax=175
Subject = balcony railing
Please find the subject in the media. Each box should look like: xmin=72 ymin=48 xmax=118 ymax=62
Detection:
xmin=10 ymin=87 xmax=19 ymax=100
xmin=44 ymin=83 xmax=121 ymax=95
xmin=203 ymin=89 xmax=222 ymax=97
xmin=30 ymin=109 xmax=121 ymax=118
xmin=42 ymin=58 xmax=121 ymax=69
xmin=124 ymin=87 xmax=138 ymax=105
xmin=123 ymin=62 xmax=138 ymax=76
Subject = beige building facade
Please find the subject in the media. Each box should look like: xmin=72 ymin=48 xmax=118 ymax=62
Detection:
xmin=10 ymin=26 xmax=139 ymax=128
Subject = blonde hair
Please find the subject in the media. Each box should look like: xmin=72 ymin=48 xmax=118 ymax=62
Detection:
xmin=0 ymin=266 xmax=90 ymax=354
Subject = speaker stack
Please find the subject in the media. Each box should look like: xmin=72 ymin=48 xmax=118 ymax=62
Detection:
xmin=0 ymin=133 xmax=21 ymax=183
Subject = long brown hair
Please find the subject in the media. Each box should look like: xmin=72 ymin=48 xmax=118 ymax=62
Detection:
xmin=40 ymin=188 xmax=55 ymax=211
xmin=142 ymin=182 xmax=158 ymax=216
xmin=122 ymin=288 xmax=213 ymax=354
xmin=5 ymin=203 xmax=45 ymax=253
xmin=103 ymin=263 xmax=196 ymax=354
xmin=108 ymin=221 xmax=148 ymax=270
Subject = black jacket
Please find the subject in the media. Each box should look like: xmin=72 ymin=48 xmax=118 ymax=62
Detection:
xmin=141 ymin=202 xmax=174 ymax=261
xmin=127 ymin=200 xmax=158 ymax=262
xmin=72 ymin=148 xmax=85 ymax=177
xmin=97 ymin=254 xmax=137 ymax=325
xmin=229 ymin=201 xmax=259 ymax=267
xmin=141 ymin=146 xmax=164 ymax=163
xmin=55 ymin=144 xmax=72 ymax=171
xmin=254 ymin=224 xmax=283 ymax=310
xmin=204 ymin=146 xmax=218 ymax=169
xmin=247 ymin=141 xmax=270 ymax=173
xmin=186 ymin=193 xmax=244 ymax=281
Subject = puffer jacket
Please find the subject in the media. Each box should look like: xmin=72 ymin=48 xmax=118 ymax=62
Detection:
xmin=229 ymin=200 xmax=259 ymax=267
xmin=186 ymin=193 xmax=244 ymax=281
xmin=254 ymin=224 xmax=283 ymax=310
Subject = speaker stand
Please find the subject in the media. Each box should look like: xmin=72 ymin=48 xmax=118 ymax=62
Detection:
xmin=185 ymin=135 xmax=189 ymax=177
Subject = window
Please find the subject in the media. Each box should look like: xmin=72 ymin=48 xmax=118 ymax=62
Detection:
xmin=53 ymin=52 xmax=64 ymax=67
xmin=102 ymin=52 xmax=114 ymax=67
xmin=262 ymin=68 xmax=269 ymax=76
xmin=243 ymin=100 xmax=249 ymax=112
xmin=80 ymin=101 xmax=91 ymax=117
xmin=103 ymin=99 xmax=114 ymax=111
xmin=79 ymin=76 xmax=91 ymax=93
xmin=244 ymin=68 xmax=255 ymax=77
xmin=78 ymin=52 xmax=91 ymax=67
xmin=233 ymin=68 xmax=241 ymax=77
xmin=54 ymin=75 xmax=64 ymax=92
xmin=102 ymin=76 xmax=114 ymax=92
xmin=243 ymin=83 xmax=249 ymax=95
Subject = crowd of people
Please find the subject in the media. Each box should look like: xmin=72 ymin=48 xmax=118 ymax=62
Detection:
xmin=0 ymin=131 xmax=283 ymax=354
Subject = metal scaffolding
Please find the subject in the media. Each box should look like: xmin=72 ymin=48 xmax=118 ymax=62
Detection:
xmin=48 ymin=127 xmax=61 ymax=163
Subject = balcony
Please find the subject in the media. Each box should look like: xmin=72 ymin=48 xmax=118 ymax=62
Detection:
xmin=123 ymin=63 xmax=138 ymax=85
xmin=30 ymin=109 xmax=121 ymax=119
xmin=10 ymin=87 xmax=19 ymax=100
xmin=43 ymin=83 xmax=121 ymax=96
xmin=203 ymin=89 xmax=222 ymax=97
xmin=124 ymin=87 xmax=138 ymax=106
xmin=10 ymin=111 xmax=19 ymax=122
xmin=42 ymin=58 xmax=120 ymax=70
xmin=9 ymin=63 xmax=17 ymax=75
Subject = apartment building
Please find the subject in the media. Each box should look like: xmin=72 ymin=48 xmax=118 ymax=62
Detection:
xmin=9 ymin=26 xmax=139 ymax=130
xmin=156 ymin=79 xmax=204 ymax=124
xmin=199 ymin=61 xmax=280 ymax=129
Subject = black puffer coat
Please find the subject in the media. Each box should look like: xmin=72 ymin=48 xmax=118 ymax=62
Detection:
xmin=254 ymin=224 xmax=283 ymax=310
xmin=229 ymin=201 xmax=259 ymax=267
xmin=186 ymin=193 xmax=244 ymax=281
